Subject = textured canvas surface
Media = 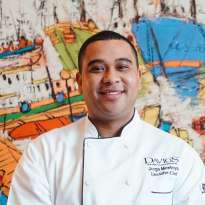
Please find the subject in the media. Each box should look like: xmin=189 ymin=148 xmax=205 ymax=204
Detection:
xmin=0 ymin=1 xmax=205 ymax=204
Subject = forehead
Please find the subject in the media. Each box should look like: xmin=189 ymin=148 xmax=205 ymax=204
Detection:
xmin=82 ymin=40 xmax=135 ymax=62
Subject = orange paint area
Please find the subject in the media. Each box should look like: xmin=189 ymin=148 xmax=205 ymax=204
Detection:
xmin=147 ymin=60 xmax=203 ymax=68
xmin=9 ymin=116 xmax=71 ymax=140
xmin=0 ymin=137 xmax=22 ymax=197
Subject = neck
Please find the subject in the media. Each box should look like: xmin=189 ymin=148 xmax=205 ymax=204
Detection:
xmin=89 ymin=109 xmax=135 ymax=138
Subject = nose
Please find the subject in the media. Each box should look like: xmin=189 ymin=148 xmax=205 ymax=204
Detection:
xmin=102 ymin=68 xmax=120 ymax=84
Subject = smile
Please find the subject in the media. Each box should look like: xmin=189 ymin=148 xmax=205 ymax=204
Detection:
xmin=101 ymin=91 xmax=123 ymax=94
xmin=99 ymin=89 xmax=125 ymax=94
xmin=98 ymin=90 xmax=125 ymax=100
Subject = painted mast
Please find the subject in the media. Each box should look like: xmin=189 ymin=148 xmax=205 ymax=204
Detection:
xmin=149 ymin=23 xmax=168 ymax=78
xmin=133 ymin=0 xmax=140 ymax=22
xmin=39 ymin=0 xmax=47 ymax=28
xmin=190 ymin=0 xmax=196 ymax=22
xmin=0 ymin=0 xmax=2 ymax=29
xmin=80 ymin=0 xmax=86 ymax=22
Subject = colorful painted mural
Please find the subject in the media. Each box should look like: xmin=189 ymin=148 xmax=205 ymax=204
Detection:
xmin=0 ymin=0 xmax=205 ymax=204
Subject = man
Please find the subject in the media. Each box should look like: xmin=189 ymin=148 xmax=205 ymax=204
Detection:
xmin=8 ymin=31 xmax=205 ymax=204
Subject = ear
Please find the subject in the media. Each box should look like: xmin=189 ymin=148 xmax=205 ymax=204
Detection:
xmin=76 ymin=72 xmax=83 ymax=94
xmin=136 ymin=68 xmax=142 ymax=90
xmin=137 ymin=68 xmax=142 ymax=79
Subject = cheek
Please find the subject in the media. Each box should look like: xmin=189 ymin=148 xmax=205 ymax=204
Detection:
xmin=84 ymin=76 xmax=101 ymax=89
xmin=125 ymin=75 xmax=139 ymax=90
xmin=81 ymin=77 xmax=98 ymax=97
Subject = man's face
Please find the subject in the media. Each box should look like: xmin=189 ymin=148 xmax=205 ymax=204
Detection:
xmin=77 ymin=39 xmax=140 ymax=121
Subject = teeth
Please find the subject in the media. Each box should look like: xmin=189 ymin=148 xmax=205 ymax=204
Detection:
xmin=100 ymin=90 xmax=124 ymax=95
xmin=106 ymin=91 xmax=120 ymax=94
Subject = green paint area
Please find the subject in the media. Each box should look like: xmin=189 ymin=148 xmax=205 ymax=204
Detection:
xmin=137 ymin=47 xmax=146 ymax=66
xmin=198 ymin=66 xmax=205 ymax=79
xmin=0 ymin=95 xmax=84 ymax=123
xmin=54 ymin=28 xmax=93 ymax=70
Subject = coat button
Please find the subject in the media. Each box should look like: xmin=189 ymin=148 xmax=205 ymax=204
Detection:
xmin=123 ymin=144 xmax=129 ymax=150
xmin=84 ymin=181 xmax=89 ymax=186
xmin=125 ymin=180 xmax=130 ymax=186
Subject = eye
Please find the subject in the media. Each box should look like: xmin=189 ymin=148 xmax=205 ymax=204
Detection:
xmin=116 ymin=64 xmax=130 ymax=71
xmin=89 ymin=65 xmax=105 ymax=73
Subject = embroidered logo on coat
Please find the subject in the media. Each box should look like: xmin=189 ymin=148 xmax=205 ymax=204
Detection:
xmin=144 ymin=157 xmax=179 ymax=166
xmin=201 ymin=183 xmax=205 ymax=194
xmin=144 ymin=156 xmax=180 ymax=177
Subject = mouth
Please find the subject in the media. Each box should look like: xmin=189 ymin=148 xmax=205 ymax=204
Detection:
xmin=99 ymin=90 xmax=124 ymax=94
xmin=98 ymin=89 xmax=125 ymax=100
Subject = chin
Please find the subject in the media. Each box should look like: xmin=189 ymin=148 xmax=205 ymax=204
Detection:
xmin=102 ymin=110 xmax=125 ymax=119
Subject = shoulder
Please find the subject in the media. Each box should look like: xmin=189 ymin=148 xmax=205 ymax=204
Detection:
xmin=139 ymin=118 xmax=204 ymax=165
xmin=139 ymin=119 xmax=184 ymax=144
xmin=138 ymin=119 xmax=202 ymax=161
xmin=22 ymin=117 xmax=87 ymax=160
xmin=138 ymin=120 xmax=205 ymax=173
xmin=34 ymin=116 xmax=86 ymax=144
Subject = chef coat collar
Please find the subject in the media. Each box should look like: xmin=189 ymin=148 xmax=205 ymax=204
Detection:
xmin=84 ymin=115 xmax=100 ymax=139
xmin=83 ymin=108 xmax=142 ymax=142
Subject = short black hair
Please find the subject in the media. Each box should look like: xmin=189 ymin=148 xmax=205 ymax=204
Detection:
xmin=78 ymin=30 xmax=138 ymax=72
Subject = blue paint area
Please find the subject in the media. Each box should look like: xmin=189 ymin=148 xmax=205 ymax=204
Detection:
xmin=0 ymin=45 xmax=36 ymax=59
xmin=151 ymin=66 xmax=199 ymax=99
xmin=132 ymin=17 xmax=205 ymax=100
xmin=71 ymin=113 xmax=87 ymax=122
xmin=159 ymin=121 xmax=172 ymax=132
xmin=132 ymin=17 xmax=205 ymax=62
xmin=19 ymin=101 xmax=31 ymax=113
xmin=56 ymin=92 xmax=65 ymax=103
xmin=0 ymin=193 xmax=7 ymax=205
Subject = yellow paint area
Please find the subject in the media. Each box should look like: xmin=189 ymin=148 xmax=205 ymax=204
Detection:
xmin=199 ymin=79 xmax=205 ymax=101
xmin=141 ymin=105 xmax=160 ymax=127
xmin=170 ymin=128 xmax=193 ymax=146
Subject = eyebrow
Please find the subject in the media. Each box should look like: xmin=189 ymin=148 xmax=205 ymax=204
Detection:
xmin=115 ymin=58 xmax=133 ymax=64
xmin=87 ymin=58 xmax=133 ymax=67
xmin=87 ymin=59 xmax=105 ymax=67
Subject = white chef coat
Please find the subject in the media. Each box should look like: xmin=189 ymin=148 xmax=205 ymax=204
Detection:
xmin=7 ymin=110 xmax=205 ymax=205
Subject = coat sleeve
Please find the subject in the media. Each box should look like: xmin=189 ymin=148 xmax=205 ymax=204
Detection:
xmin=173 ymin=144 xmax=205 ymax=205
xmin=7 ymin=139 xmax=52 ymax=205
